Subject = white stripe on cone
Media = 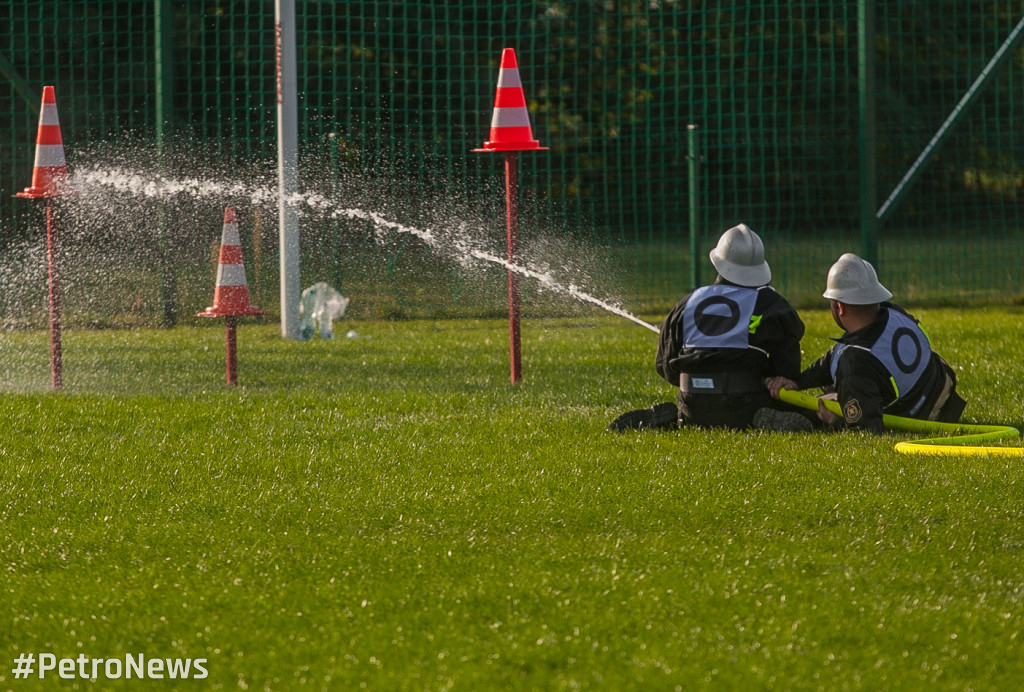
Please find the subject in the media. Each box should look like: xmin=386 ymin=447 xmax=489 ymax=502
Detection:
xmin=497 ymin=68 xmax=522 ymax=88
xmin=40 ymin=103 xmax=60 ymax=126
xmin=220 ymin=223 xmax=241 ymax=247
xmin=33 ymin=144 xmax=67 ymax=167
xmin=216 ymin=264 xmax=248 ymax=287
xmin=491 ymin=107 xmax=533 ymax=128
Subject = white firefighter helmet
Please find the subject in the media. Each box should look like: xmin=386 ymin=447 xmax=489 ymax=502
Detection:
xmin=822 ymin=253 xmax=893 ymax=305
xmin=708 ymin=223 xmax=771 ymax=287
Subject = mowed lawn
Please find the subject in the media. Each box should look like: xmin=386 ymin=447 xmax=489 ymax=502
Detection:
xmin=0 ymin=308 xmax=1022 ymax=690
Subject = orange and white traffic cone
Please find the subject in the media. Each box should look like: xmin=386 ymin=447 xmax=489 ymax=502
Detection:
xmin=198 ymin=207 xmax=263 ymax=318
xmin=16 ymin=86 xmax=72 ymax=199
xmin=474 ymin=48 xmax=547 ymax=152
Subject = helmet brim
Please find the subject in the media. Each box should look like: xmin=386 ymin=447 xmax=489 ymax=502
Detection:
xmin=822 ymin=284 xmax=893 ymax=304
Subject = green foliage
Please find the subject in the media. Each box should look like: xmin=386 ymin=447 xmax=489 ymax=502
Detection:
xmin=1 ymin=310 xmax=1022 ymax=688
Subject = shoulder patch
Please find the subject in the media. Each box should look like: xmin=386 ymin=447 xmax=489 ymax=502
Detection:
xmin=843 ymin=399 xmax=863 ymax=423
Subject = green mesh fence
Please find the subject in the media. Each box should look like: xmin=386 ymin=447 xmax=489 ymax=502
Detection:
xmin=1 ymin=0 xmax=1023 ymax=329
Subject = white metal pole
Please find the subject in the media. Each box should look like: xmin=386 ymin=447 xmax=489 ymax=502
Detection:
xmin=275 ymin=0 xmax=300 ymax=338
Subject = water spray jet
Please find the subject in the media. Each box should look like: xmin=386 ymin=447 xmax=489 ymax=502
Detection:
xmin=75 ymin=162 xmax=659 ymax=337
xmin=469 ymin=249 xmax=660 ymax=334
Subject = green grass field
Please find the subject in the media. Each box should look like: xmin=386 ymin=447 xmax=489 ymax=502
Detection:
xmin=1 ymin=308 xmax=1022 ymax=690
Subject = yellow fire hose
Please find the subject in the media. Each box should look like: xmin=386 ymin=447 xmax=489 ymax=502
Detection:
xmin=778 ymin=389 xmax=1023 ymax=457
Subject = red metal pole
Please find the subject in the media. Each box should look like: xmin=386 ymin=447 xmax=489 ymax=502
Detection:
xmin=505 ymin=152 xmax=522 ymax=384
xmin=225 ymin=315 xmax=238 ymax=385
xmin=46 ymin=203 xmax=63 ymax=391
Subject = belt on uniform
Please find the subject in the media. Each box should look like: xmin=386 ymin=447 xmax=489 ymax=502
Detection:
xmin=925 ymin=370 xmax=955 ymax=421
xmin=679 ymin=371 xmax=765 ymax=395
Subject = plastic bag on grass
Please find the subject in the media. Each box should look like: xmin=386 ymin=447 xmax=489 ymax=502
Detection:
xmin=299 ymin=282 xmax=349 ymax=340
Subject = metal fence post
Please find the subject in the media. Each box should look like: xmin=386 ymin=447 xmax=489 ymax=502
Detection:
xmin=876 ymin=13 xmax=1024 ymax=226
xmin=154 ymin=0 xmax=177 ymax=327
xmin=858 ymin=0 xmax=878 ymax=268
xmin=688 ymin=124 xmax=701 ymax=290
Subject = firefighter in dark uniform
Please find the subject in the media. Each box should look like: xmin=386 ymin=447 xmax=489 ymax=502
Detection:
xmin=767 ymin=253 xmax=966 ymax=432
xmin=610 ymin=224 xmax=810 ymax=431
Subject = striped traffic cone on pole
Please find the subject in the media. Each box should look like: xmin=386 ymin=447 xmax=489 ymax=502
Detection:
xmin=198 ymin=207 xmax=263 ymax=386
xmin=16 ymin=86 xmax=71 ymax=200
xmin=199 ymin=207 xmax=263 ymax=319
xmin=474 ymin=48 xmax=548 ymax=385
xmin=14 ymin=86 xmax=72 ymax=391
xmin=474 ymin=48 xmax=547 ymax=153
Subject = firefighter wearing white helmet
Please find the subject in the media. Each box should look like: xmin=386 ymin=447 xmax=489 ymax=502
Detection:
xmin=611 ymin=223 xmax=810 ymax=431
xmin=767 ymin=253 xmax=966 ymax=432
xmin=822 ymin=252 xmax=893 ymax=304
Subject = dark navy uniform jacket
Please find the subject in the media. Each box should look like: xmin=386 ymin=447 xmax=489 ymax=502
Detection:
xmin=795 ymin=303 xmax=965 ymax=432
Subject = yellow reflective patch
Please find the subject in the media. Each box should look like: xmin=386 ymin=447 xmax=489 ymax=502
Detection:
xmin=748 ymin=314 xmax=762 ymax=334
xmin=889 ymin=376 xmax=899 ymax=398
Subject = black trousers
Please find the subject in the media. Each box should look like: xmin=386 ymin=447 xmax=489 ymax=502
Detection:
xmin=677 ymin=389 xmax=803 ymax=429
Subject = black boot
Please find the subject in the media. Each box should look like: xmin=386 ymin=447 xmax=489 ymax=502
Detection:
xmin=609 ymin=402 xmax=679 ymax=431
